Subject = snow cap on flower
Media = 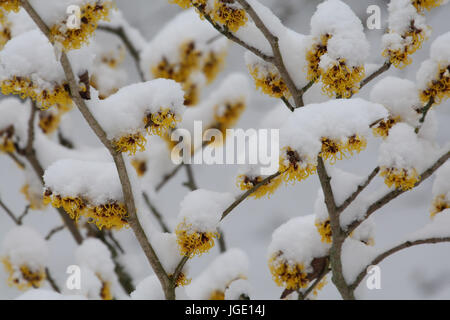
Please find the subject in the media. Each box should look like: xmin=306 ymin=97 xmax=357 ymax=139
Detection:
xmin=268 ymin=215 xmax=330 ymax=290
xmin=1 ymin=226 xmax=49 ymax=290
xmin=175 ymin=189 xmax=234 ymax=257
xmin=186 ymin=248 xmax=249 ymax=300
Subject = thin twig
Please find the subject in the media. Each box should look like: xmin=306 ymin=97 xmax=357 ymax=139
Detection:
xmin=142 ymin=192 xmax=171 ymax=233
xmin=155 ymin=164 xmax=184 ymax=192
xmin=221 ymin=171 xmax=281 ymax=221
xmin=45 ymin=225 xmax=65 ymax=241
xmin=0 ymin=198 xmax=20 ymax=225
xmin=347 ymin=150 xmax=450 ymax=235
xmin=415 ymin=97 xmax=434 ymax=134
xmin=183 ymin=164 xmax=198 ymax=191
xmin=350 ymin=237 xmax=450 ymax=290
xmin=97 ymin=25 xmax=145 ymax=81
xmin=6 ymin=152 xmax=26 ymax=169
xmin=45 ymin=267 xmax=61 ymax=293
xmin=235 ymin=0 xmax=304 ymax=108
xmin=17 ymin=205 xmax=30 ymax=225
xmin=359 ymin=61 xmax=391 ymax=90
xmin=336 ymin=167 xmax=380 ymax=214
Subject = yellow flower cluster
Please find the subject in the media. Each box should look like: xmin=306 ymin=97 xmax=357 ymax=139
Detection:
xmin=268 ymin=253 xmax=309 ymax=290
xmin=0 ymin=77 xmax=73 ymax=110
xmin=170 ymin=272 xmax=192 ymax=288
xmin=99 ymin=278 xmax=113 ymax=300
xmin=145 ymin=108 xmax=180 ymax=138
xmin=2 ymin=258 xmax=46 ymax=290
xmin=412 ymin=0 xmax=444 ymax=11
xmin=50 ymin=1 xmax=114 ymax=51
xmin=383 ymin=24 xmax=428 ymax=69
xmin=320 ymin=135 xmax=367 ymax=165
xmin=214 ymin=99 xmax=246 ymax=136
xmin=0 ymin=9 xmax=11 ymax=49
xmin=131 ymin=158 xmax=147 ymax=177
xmin=38 ymin=104 xmax=72 ymax=135
xmin=21 ymin=184 xmax=48 ymax=210
xmin=430 ymin=194 xmax=449 ymax=218
xmin=0 ymin=0 xmax=20 ymax=12
xmin=306 ymin=34 xmax=330 ymax=82
xmin=113 ymin=132 xmax=147 ymax=156
xmin=315 ymin=219 xmax=332 ymax=244
xmin=279 ymin=147 xmax=317 ymax=184
xmin=210 ymin=290 xmax=225 ymax=300
xmin=213 ymin=0 xmax=248 ymax=32
xmin=152 ymin=41 xmax=227 ymax=106
xmin=372 ymin=116 xmax=400 ymax=138
xmin=248 ymin=65 xmax=290 ymax=99
xmin=320 ymin=59 xmax=365 ymax=98
xmin=0 ymin=125 xmax=15 ymax=153
xmin=203 ymin=50 xmax=227 ymax=84
xmin=175 ymin=220 xmax=218 ymax=257
xmin=170 ymin=0 xmax=247 ymax=32
xmin=43 ymin=190 xmax=129 ymax=230
xmin=236 ymin=173 xmax=283 ymax=199
xmin=380 ymin=167 xmax=420 ymax=191
xmin=420 ymin=65 xmax=450 ymax=105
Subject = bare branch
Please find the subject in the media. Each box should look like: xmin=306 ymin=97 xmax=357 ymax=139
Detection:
xmin=45 ymin=267 xmax=61 ymax=293
xmin=235 ymin=0 xmax=304 ymax=108
xmin=45 ymin=225 xmax=65 ymax=241
xmin=350 ymin=237 xmax=450 ymax=290
xmin=347 ymin=150 xmax=450 ymax=235
xmin=97 ymin=25 xmax=145 ymax=81
xmin=142 ymin=192 xmax=171 ymax=233
xmin=0 ymin=198 xmax=20 ymax=225
xmin=336 ymin=167 xmax=380 ymax=214
xmin=17 ymin=205 xmax=31 ymax=225
xmin=359 ymin=61 xmax=391 ymax=90
xmin=415 ymin=97 xmax=434 ymax=134
xmin=221 ymin=171 xmax=281 ymax=221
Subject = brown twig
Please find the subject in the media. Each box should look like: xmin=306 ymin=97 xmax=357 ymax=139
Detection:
xmin=142 ymin=192 xmax=171 ymax=233
xmin=45 ymin=267 xmax=61 ymax=293
xmin=415 ymin=97 xmax=434 ymax=134
xmin=45 ymin=225 xmax=65 ymax=241
xmin=350 ymin=237 xmax=450 ymax=290
xmin=97 ymin=25 xmax=145 ymax=81
xmin=235 ymin=0 xmax=305 ymax=108
xmin=347 ymin=150 xmax=450 ymax=235
xmin=0 ymin=198 xmax=20 ymax=225
xmin=359 ymin=61 xmax=391 ymax=90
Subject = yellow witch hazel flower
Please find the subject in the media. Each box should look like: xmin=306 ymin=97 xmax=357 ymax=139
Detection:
xmin=236 ymin=173 xmax=283 ymax=199
xmin=212 ymin=0 xmax=248 ymax=33
xmin=268 ymin=215 xmax=330 ymax=292
xmin=113 ymin=132 xmax=147 ymax=156
xmin=419 ymin=65 xmax=450 ymax=105
xmin=380 ymin=167 xmax=420 ymax=191
xmin=382 ymin=0 xmax=430 ymax=69
xmin=0 ymin=125 xmax=15 ymax=153
xmin=1 ymin=226 xmax=49 ymax=290
xmin=44 ymin=189 xmax=129 ymax=230
xmin=50 ymin=0 xmax=115 ymax=51
xmin=372 ymin=116 xmax=401 ymax=138
xmin=43 ymin=159 xmax=131 ymax=230
xmin=315 ymin=219 xmax=332 ymax=244
xmin=175 ymin=219 xmax=219 ymax=257
xmin=175 ymin=189 xmax=233 ymax=257
xmin=144 ymin=108 xmax=180 ymax=138
xmin=247 ymin=55 xmax=290 ymax=99
xmin=268 ymin=253 xmax=309 ymax=290
xmin=306 ymin=34 xmax=330 ymax=82
xmin=412 ymin=0 xmax=446 ymax=11
xmin=279 ymin=147 xmax=317 ymax=184
xmin=319 ymin=57 xmax=365 ymax=98
xmin=430 ymin=194 xmax=450 ymax=218
xmin=213 ymin=98 xmax=246 ymax=136
xmin=0 ymin=9 xmax=12 ymax=50
xmin=0 ymin=0 xmax=20 ymax=12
